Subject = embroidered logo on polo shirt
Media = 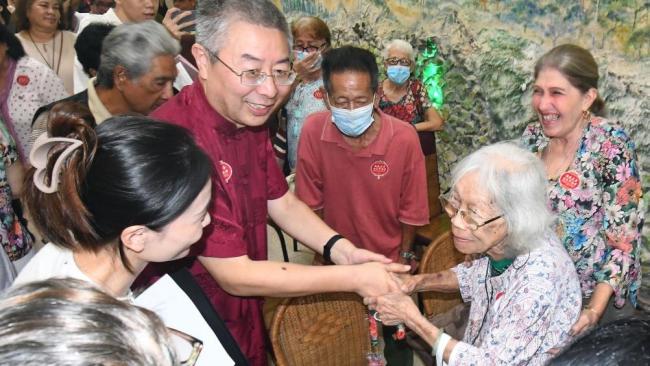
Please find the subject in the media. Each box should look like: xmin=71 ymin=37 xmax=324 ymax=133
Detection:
xmin=17 ymin=75 xmax=30 ymax=86
xmin=370 ymin=160 xmax=389 ymax=180
xmin=219 ymin=160 xmax=233 ymax=183
xmin=559 ymin=171 xmax=580 ymax=190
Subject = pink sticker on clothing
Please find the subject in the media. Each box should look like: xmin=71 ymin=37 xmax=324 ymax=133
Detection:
xmin=17 ymin=75 xmax=30 ymax=86
xmin=559 ymin=171 xmax=580 ymax=190
xmin=219 ymin=160 xmax=233 ymax=183
xmin=370 ymin=160 xmax=389 ymax=179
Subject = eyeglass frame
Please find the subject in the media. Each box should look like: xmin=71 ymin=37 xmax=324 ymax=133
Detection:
xmin=203 ymin=46 xmax=297 ymax=86
xmin=292 ymin=42 xmax=328 ymax=53
xmin=439 ymin=191 xmax=503 ymax=231
xmin=167 ymin=327 xmax=204 ymax=366
xmin=385 ymin=57 xmax=412 ymax=66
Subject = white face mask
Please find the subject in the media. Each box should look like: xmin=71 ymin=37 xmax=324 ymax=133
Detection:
xmin=329 ymin=96 xmax=375 ymax=137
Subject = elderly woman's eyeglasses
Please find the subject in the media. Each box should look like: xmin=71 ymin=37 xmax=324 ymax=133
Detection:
xmin=385 ymin=57 xmax=411 ymax=66
xmin=206 ymin=49 xmax=297 ymax=86
xmin=168 ymin=327 xmax=203 ymax=366
xmin=293 ymin=43 xmax=327 ymax=53
xmin=439 ymin=194 xmax=502 ymax=231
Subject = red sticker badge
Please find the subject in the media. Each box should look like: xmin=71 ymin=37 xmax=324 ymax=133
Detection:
xmin=219 ymin=160 xmax=233 ymax=183
xmin=17 ymin=75 xmax=30 ymax=86
xmin=559 ymin=171 xmax=580 ymax=190
xmin=495 ymin=291 xmax=505 ymax=301
xmin=313 ymin=89 xmax=323 ymax=99
xmin=370 ymin=160 xmax=389 ymax=180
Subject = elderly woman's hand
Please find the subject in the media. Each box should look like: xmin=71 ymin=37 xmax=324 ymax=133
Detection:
xmin=364 ymin=292 xmax=418 ymax=326
xmin=390 ymin=273 xmax=424 ymax=294
xmin=570 ymin=307 xmax=601 ymax=336
xmin=293 ymin=52 xmax=322 ymax=80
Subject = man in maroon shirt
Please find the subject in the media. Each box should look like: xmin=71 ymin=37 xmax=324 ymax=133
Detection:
xmin=150 ymin=1 xmax=408 ymax=365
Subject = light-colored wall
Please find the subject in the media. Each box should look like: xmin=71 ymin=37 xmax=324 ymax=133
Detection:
xmin=278 ymin=0 xmax=649 ymax=292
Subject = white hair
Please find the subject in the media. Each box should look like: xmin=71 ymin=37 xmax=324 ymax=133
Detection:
xmin=382 ymin=39 xmax=415 ymax=63
xmin=450 ymin=141 xmax=555 ymax=256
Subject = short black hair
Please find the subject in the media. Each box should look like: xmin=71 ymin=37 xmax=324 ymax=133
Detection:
xmin=0 ymin=23 xmax=26 ymax=61
xmin=549 ymin=315 xmax=650 ymax=365
xmin=75 ymin=23 xmax=115 ymax=76
xmin=322 ymin=45 xmax=379 ymax=94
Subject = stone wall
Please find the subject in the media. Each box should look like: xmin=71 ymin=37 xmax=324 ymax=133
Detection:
xmin=276 ymin=0 xmax=650 ymax=292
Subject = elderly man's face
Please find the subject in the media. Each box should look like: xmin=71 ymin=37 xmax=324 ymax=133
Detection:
xmin=194 ymin=20 xmax=292 ymax=128
xmin=449 ymin=171 xmax=507 ymax=259
xmin=326 ymin=71 xmax=374 ymax=110
xmin=119 ymin=55 xmax=177 ymax=115
xmin=115 ymin=0 xmax=157 ymax=22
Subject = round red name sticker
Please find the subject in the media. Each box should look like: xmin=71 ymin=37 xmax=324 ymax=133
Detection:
xmin=313 ymin=89 xmax=323 ymax=99
xmin=219 ymin=160 xmax=233 ymax=183
xmin=17 ymin=75 xmax=30 ymax=86
xmin=370 ymin=160 xmax=389 ymax=179
xmin=559 ymin=171 xmax=580 ymax=190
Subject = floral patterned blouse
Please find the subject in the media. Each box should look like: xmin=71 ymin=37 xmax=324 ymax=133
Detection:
xmin=377 ymin=79 xmax=432 ymax=124
xmin=285 ymin=79 xmax=327 ymax=171
xmin=521 ymin=117 xmax=644 ymax=307
xmin=450 ymin=233 xmax=581 ymax=365
xmin=0 ymin=120 xmax=32 ymax=261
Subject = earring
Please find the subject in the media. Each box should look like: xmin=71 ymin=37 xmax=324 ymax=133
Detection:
xmin=581 ymin=110 xmax=591 ymax=121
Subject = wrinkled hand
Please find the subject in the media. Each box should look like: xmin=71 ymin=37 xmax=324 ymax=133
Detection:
xmin=393 ymin=273 xmax=423 ymax=295
xmin=293 ymin=52 xmax=321 ymax=80
xmin=570 ymin=308 xmax=600 ymax=336
xmin=163 ymin=7 xmax=195 ymax=39
xmin=354 ymin=262 xmax=410 ymax=298
xmin=363 ymin=292 xmax=418 ymax=326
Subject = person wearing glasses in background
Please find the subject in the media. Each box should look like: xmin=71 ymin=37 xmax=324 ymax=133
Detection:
xmin=377 ymin=39 xmax=445 ymax=216
xmin=273 ymin=16 xmax=330 ymax=173
xmin=365 ymin=142 xmax=582 ymax=366
xmin=149 ymin=1 xmax=409 ymax=365
xmin=0 ymin=278 xmax=202 ymax=366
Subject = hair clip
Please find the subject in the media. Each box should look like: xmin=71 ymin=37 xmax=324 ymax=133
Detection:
xmin=29 ymin=133 xmax=83 ymax=194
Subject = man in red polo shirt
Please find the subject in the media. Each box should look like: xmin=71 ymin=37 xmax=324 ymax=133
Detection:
xmin=149 ymin=1 xmax=408 ymax=365
xmin=295 ymin=46 xmax=429 ymax=366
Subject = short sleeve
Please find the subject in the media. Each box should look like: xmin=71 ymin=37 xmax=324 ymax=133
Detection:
xmin=451 ymin=259 xmax=485 ymax=303
xmin=397 ymin=124 xmax=429 ymax=225
xmin=413 ymin=80 xmax=432 ymax=110
xmin=265 ymin=136 xmax=289 ymax=200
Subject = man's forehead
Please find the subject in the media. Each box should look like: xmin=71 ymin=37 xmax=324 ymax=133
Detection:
xmin=219 ymin=20 xmax=290 ymax=61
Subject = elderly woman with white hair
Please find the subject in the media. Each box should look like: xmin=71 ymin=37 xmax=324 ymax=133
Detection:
xmin=378 ymin=39 xmax=445 ymax=215
xmin=365 ymin=142 xmax=582 ymax=365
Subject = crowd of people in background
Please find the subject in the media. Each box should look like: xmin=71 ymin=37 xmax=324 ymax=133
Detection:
xmin=0 ymin=0 xmax=646 ymax=365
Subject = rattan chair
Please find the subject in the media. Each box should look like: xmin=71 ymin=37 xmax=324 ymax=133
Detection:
xmin=418 ymin=229 xmax=465 ymax=318
xmin=269 ymin=292 xmax=370 ymax=366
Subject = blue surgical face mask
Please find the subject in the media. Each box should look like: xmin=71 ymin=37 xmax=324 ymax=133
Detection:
xmin=294 ymin=50 xmax=309 ymax=61
xmin=386 ymin=65 xmax=410 ymax=85
xmin=329 ymin=96 xmax=375 ymax=137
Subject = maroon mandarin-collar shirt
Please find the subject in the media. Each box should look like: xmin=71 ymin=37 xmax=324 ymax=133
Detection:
xmin=150 ymin=82 xmax=289 ymax=366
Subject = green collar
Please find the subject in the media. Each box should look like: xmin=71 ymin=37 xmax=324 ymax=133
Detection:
xmin=489 ymin=257 xmax=514 ymax=277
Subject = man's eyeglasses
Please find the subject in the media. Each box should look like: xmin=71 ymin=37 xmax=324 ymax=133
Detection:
xmin=439 ymin=193 xmax=502 ymax=231
xmin=385 ymin=57 xmax=411 ymax=66
xmin=168 ymin=327 xmax=203 ymax=366
xmin=206 ymin=48 xmax=296 ymax=86
xmin=292 ymin=43 xmax=327 ymax=53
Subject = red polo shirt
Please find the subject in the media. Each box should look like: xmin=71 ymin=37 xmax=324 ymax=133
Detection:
xmin=295 ymin=110 xmax=429 ymax=262
xmin=150 ymin=82 xmax=288 ymax=366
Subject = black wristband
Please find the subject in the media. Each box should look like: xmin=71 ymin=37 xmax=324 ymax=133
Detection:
xmin=323 ymin=234 xmax=344 ymax=264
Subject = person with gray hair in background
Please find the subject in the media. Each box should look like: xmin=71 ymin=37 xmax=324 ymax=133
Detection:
xmin=30 ymin=20 xmax=179 ymax=150
xmin=365 ymin=142 xmax=582 ymax=366
xmin=0 ymin=278 xmax=181 ymax=366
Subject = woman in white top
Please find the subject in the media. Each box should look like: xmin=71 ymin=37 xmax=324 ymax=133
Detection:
xmin=14 ymin=0 xmax=76 ymax=94
xmin=14 ymin=102 xmax=213 ymax=301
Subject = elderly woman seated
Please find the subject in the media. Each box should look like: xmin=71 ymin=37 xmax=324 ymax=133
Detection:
xmin=365 ymin=142 xmax=582 ymax=365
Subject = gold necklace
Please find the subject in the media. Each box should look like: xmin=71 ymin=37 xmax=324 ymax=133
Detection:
xmin=27 ymin=30 xmax=63 ymax=75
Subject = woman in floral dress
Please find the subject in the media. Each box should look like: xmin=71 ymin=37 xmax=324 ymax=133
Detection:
xmin=521 ymin=44 xmax=644 ymax=336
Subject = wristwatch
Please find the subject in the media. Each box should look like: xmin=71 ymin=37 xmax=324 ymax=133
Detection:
xmin=399 ymin=250 xmax=417 ymax=261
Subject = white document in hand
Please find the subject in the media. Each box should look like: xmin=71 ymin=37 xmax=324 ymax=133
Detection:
xmin=134 ymin=274 xmax=235 ymax=366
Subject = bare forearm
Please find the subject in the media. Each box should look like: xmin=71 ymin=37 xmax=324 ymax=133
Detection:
xmin=199 ymin=257 xmax=359 ymax=297
xmin=588 ymin=283 xmax=614 ymax=316
xmin=415 ymin=270 xmax=459 ymax=293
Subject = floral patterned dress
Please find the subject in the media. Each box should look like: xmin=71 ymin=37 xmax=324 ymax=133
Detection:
xmin=0 ymin=120 xmax=32 ymax=262
xmin=449 ymin=232 xmax=581 ymax=365
xmin=378 ymin=79 xmax=437 ymax=155
xmin=521 ymin=117 xmax=644 ymax=307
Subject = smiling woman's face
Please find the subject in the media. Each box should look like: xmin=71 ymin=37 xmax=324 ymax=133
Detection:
xmin=27 ymin=0 xmax=60 ymax=32
xmin=449 ymin=171 xmax=508 ymax=258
